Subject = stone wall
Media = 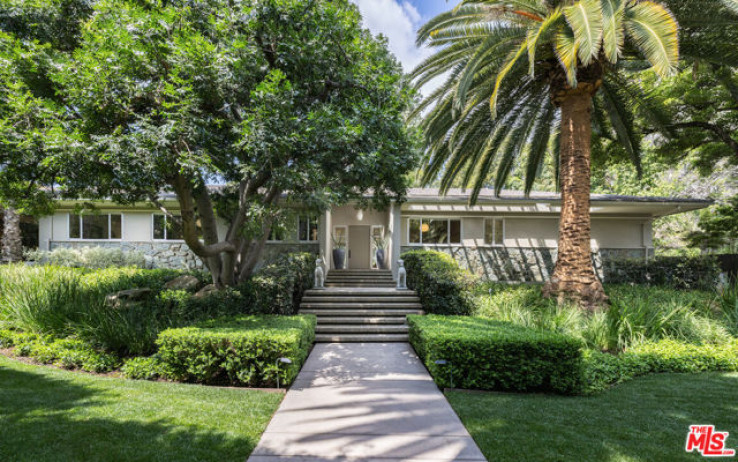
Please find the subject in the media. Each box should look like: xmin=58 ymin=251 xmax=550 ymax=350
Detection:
xmin=50 ymin=241 xmax=320 ymax=270
xmin=400 ymin=246 xmax=654 ymax=283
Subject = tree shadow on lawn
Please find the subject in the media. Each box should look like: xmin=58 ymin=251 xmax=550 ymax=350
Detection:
xmin=447 ymin=373 xmax=738 ymax=462
xmin=0 ymin=365 xmax=260 ymax=462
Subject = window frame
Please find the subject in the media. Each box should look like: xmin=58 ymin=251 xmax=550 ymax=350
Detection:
xmin=68 ymin=213 xmax=124 ymax=241
xmin=151 ymin=214 xmax=185 ymax=242
xmin=298 ymin=215 xmax=320 ymax=243
xmin=484 ymin=217 xmax=506 ymax=247
xmin=406 ymin=217 xmax=463 ymax=246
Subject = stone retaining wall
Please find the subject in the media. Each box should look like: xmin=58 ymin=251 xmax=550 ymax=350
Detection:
xmin=400 ymin=246 xmax=654 ymax=283
xmin=50 ymin=241 xmax=320 ymax=270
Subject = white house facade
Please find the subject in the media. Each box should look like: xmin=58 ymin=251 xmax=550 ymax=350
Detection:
xmin=38 ymin=188 xmax=711 ymax=282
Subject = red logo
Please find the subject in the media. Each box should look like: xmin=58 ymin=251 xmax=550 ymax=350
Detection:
xmin=686 ymin=425 xmax=736 ymax=457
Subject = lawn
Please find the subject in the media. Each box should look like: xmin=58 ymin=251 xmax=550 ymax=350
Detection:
xmin=0 ymin=355 xmax=282 ymax=461
xmin=447 ymin=372 xmax=738 ymax=462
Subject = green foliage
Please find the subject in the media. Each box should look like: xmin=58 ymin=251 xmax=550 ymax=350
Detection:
xmin=687 ymin=195 xmax=738 ymax=253
xmin=156 ymin=315 xmax=316 ymax=387
xmin=604 ymin=255 xmax=721 ymax=290
xmin=401 ymin=250 xmax=477 ymax=315
xmin=120 ymin=356 xmax=172 ymax=381
xmin=583 ymin=339 xmax=738 ymax=392
xmin=717 ymin=281 xmax=738 ymax=335
xmin=408 ymin=315 xmax=584 ymax=394
xmin=24 ymin=246 xmax=147 ymax=269
xmin=244 ymin=252 xmax=314 ymax=315
xmin=474 ymin=283 xmax=732 ymax=351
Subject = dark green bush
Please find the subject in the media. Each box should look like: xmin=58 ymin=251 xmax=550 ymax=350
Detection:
xmin=243 ymin=252 xmax=315 ymax=315
xmin=9 ymin=333 xmax=120 ymax=373
xmin=583 ymin=339 xmax=738 ymax=393
xmin=121 ymin=356 xmax=173 ymax=380
xmin=408 ymin=315 xmax=584 ymax=394
xmin=401 ymin=250 xmax=477 ymax=315
xmin=603 ymin=256 xmax=720 ymax=290
xmin=156 ymin=315 xmax=316 ymax=387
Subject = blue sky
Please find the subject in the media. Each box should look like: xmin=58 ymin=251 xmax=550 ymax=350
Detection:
xmin=351 ymin=0 xmax=460 ymax=74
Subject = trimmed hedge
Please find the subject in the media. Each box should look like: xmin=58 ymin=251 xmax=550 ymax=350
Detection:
xmin=603 ymin=256 xmax=720 ymax=290
xmin=408 ymin=315 xmax=584 ymax=394
xmin=156 ymin=315 xmax=316 ymax=387
xmin=583 ymin=339 xmax=738 ymax=393
xmin=244 ymin=252 xmax=315 ymax=315
xmin=401 ymin=250 xmax=477 ymax=315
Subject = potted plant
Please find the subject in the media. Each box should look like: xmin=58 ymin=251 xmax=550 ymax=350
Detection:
xmin=332 ymin=233 xmax=347 ymax=270
xmin=373 ymin=234 xmax=389 ymax=270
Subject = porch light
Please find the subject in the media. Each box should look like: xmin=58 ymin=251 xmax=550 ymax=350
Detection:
xmin=357 ymin=209 xmax=364 ymax=221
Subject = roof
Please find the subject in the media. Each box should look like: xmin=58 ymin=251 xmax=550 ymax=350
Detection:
xmin=404 ymin=188 xmax=713 ymax=204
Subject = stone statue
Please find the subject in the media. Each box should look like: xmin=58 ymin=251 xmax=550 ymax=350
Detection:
xmin=314 ymin=258 xmax=325 ymax=289
xmin=397 ymin=259 xmax=407 ymax=290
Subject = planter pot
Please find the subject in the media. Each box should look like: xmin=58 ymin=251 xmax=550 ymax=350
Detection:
xmin=376 ymin=249 xmax=387 ymax=270
xmin=332 ymin=249 xmax=346 ymax=270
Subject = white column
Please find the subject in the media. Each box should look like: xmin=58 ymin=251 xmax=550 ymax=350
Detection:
xmin=389 ymin=201 xmax=402 ymax=280
xmin=322 ymin=209 xmax=332 ymax=269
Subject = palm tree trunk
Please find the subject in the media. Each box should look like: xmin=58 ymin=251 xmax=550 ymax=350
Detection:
xmin=542 ymin=85 xmax=607 ymax=309
xmin=2 ymin=207 xmax=24 ymax=262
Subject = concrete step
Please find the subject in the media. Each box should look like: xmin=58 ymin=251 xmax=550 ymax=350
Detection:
xmin=305 ymin=288 xmax=416 ymax=296
xmin=300 ymin=308 xmax=423 ymax=316
xmin=316 ymin=324 xmax=409 ymax=334
xmin=324 ymin=277 xmax=395 ymax=283
xmin=327 ymin=270 xmax=392 ymax=275
xmin=315 ymin=333 xmax=409 ymax=343
xmin=302 ymin=296 xmax=419 ymax=304
xmin=301 ymin=302 xmax=423 ymax=309
xmin=316 ymin=317 xmax=407 ymax=325
xmin=324 ymin=282 xmax=396 ymax=287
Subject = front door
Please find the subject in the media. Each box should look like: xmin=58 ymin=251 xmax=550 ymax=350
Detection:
xmin=348 ymin=225 xmax=370 ymax=269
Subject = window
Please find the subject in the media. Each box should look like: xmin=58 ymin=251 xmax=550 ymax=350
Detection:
xmin=69 ymin=214 xmax=122 ymax=240
xmin=484 ymin=218 xmax=505 ymax=246
xmin=153 ymin=215 xmax=183 ymax=240
xmin=298 ymin=215 xmax=319 ymax=242
xmin=408 ymin=218 xmax=461 ymax=245
xmin=268 ymin=227 xmax=285 ymax=242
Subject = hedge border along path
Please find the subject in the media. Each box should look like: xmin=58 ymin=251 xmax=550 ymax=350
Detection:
xmin=408 ymin=315 xmax=584 ymax=394
xmin=156 ymin=315 xmax=316 ymax=387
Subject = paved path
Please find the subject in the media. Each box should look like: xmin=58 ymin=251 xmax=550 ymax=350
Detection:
xmin=248 ymin=343 xmax=486 ymax=462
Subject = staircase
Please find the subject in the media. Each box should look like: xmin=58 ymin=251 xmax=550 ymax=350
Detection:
xmin=300 ymin=270 xmax=423 ymax=342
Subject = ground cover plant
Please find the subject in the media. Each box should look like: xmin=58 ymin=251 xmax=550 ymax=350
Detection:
xmin=447 ymin=372 xmax=738 ymax=462
xmin=0 ymin=355 xmax=282 ymax=461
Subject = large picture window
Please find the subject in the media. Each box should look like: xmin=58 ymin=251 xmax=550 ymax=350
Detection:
xmin=69 ymin=214 xmax=122 ymax=240
xmin=298 ymin=215 xmax=319 ymax=242
xmin=153 ymin=215 xmax=184 ymax=240
xmin=408 ymin=218 xmax=461 ymax=245
xmin=484 ymin=218 xmax=505 ymax=246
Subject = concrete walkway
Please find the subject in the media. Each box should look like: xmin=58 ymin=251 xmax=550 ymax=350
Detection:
xmin=248 ymin=343 xmax=486 ymax=462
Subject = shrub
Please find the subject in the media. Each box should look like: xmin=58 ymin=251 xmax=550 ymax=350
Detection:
xmin=603 ymin=256 xmax=720 ymax=290
xmin=25 ymin=246 xmax=146 ymax=269
xmin=408 ymin=315 xmax=584 ymax=394
xmin=11 ymin=334 xmax=120 ymax=373
xmin=156 ymin=315 xmax=316 ymax=387
xmin=583 ymin=339 xmax=738 ymax=393
xmin=401 ymin=250 xmax=477 ymax=315
xmin=243 ymin=252 xmax=315 ymax=315
xmin=121 ymin=356 xmax=173 ymax=380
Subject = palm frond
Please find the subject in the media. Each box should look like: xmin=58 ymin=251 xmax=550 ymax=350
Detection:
xmin=598 ymin=79 xmax=642 ymax=175
xmin=624 ymin=0 xmax=679 ymax=76
xmin=601 ymin=0 xmax=625 ymax=63
xmin=564 ymin=0 xmax=604 ymax=66
xmin=553 ymin=27 xmax=579 ymax=87
xmin=526 ymin=8 xmax=564 ymax=76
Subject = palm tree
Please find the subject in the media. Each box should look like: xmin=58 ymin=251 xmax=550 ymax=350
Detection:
xmin=412 ymin=0 xmax=684 ymax=308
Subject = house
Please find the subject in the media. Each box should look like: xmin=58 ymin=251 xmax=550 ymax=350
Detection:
xmin=38 ymin=188 xmax=711 ymax=282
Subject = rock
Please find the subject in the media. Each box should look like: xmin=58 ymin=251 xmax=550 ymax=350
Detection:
xmin=164 ymin=275 xmax=201 ymax=291
xmin=106 ymin=288 xmax=152 ymax=309
xmin=194 ymin=284 xmax=219 ymax=298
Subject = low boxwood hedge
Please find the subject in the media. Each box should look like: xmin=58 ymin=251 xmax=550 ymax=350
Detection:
xmin=408 ymin=315 xmax=583 ymax=394
xmin=401 ymin=250 xmax=477 ymax=315
xmin=156 ymin=315 xmax=316 ymax=387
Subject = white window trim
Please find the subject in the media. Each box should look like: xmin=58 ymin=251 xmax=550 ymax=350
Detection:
xmin=151 ymin=214 xmax=186 ymax=242
xmin=483 ymin=217 xmax=506 ymax=247
xmin=406 ymin=217 xmax=463 ymax=246
xmin=298 ymin=215 xmax=320 ymax=243
xmin=68 ymin=213 xmax=124 ymax=241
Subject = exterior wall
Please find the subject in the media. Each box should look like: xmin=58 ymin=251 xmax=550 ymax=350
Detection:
xmin=50 ymin=240 xmax=205 ymax=270
xmin=328 ymin=204 xmax=391 ymax=270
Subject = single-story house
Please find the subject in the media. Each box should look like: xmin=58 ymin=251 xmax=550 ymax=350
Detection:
xmin=38 ymin=188 xmax=711 ymax=282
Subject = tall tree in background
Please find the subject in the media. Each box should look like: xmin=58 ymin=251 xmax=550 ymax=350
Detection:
xmin=412 ymin=0 xmax=683 ymax=307
xmin=0 ymin=0 xmax=417 ymax=286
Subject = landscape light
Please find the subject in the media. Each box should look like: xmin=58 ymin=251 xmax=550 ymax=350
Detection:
xmin=276 ymin=357 xmax=293 ymax=389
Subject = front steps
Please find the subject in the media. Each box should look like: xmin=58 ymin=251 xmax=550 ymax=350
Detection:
xmin=301 ymin=270 xmax=423 ymax=342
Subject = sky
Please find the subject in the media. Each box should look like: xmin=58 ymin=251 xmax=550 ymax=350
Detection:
xmin=350 ymin=0 xmax=461 ymax=75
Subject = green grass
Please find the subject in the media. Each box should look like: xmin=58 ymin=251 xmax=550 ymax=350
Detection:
xmin=0 ymin=355 xmax=282 ymax=461
xmin=448 ymin=372 xmax=738 ymax=461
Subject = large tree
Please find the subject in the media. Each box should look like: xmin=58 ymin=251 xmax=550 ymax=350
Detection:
xmin=0 ymin=0 xmax=417 ymax=285
xmin=411 ymin=0 xmax=738 ymax=307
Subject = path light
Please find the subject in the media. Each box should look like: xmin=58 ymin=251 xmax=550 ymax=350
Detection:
xmin=276 ymin=357 xmax=292 ymax=390
xmin=434 ymin=359 xmax=453 ymax=388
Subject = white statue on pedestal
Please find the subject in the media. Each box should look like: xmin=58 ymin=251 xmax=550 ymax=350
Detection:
xmin=314 ymin=258 xmax=325 ymax=289
xmin=397 ymin=259 xmax=407 ymax=290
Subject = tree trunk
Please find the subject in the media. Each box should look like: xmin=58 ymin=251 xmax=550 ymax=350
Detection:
xmin=2 ymin=207 xmax=24 ymax=262
xmin=542 ymin=84 xmax=607 ymax=309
